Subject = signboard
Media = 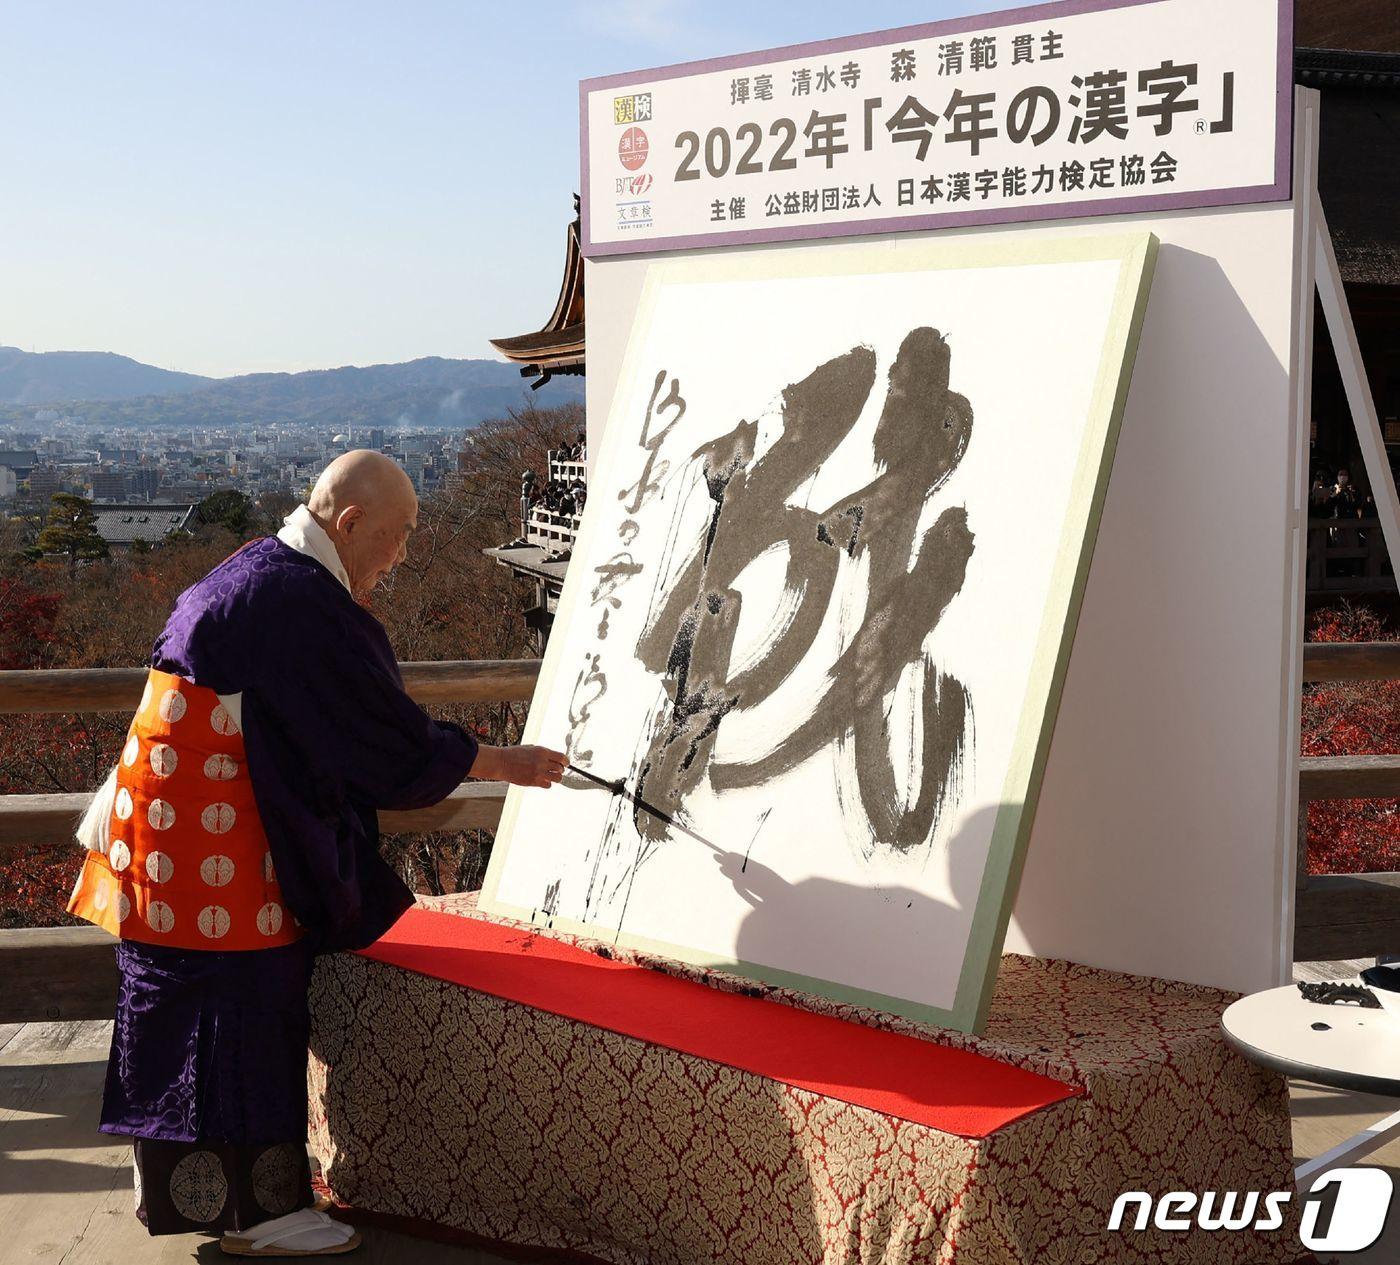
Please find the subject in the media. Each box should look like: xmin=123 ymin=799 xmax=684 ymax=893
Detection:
xmin=581 ymin=0 xmax=1292 ymax=256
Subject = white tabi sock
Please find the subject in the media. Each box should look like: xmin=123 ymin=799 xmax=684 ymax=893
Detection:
xmin=232 ymin=1207 xmax=355 ymax=1251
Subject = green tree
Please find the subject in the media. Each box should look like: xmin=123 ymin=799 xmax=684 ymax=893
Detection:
xmin=196 ymin=489 xmax=259 ymax=540
xmin=34 ymin=493 xmax=108 ymax=571
xmin=256 ymin=490 xmax=299 ymax=528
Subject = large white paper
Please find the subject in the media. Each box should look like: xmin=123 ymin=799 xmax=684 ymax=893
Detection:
xmin=483 ymin=238 xmax=1150 ymax=1025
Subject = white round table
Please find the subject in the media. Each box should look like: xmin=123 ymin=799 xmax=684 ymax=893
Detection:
xmin=1223 ymin=983 xmax=1400 ymax=1096
xmin=1222 ymin=981 xmax=1400 ymax=1185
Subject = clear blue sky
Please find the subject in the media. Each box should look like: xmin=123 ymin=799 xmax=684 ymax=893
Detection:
xmin=0 ymin=1 xmax=984 ymax=379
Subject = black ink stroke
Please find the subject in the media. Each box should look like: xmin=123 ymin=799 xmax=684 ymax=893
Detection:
xmin=633 ymin=327 xmax=975 ymax=854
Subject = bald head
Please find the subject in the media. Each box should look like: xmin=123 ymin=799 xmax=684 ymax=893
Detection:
xmin=309 ymin=449 xmax=415 ymax=518
xmin=307 ymin=449 xmax=418 ymax=598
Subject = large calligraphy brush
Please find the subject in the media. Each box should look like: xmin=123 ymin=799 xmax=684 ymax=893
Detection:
xmin=565 ymin=763 xmax=770 ymax=871
xmin=566 ymin=761 xmax=677 ymax=828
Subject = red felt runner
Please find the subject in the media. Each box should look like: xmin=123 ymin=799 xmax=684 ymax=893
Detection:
xmin=356 ymin=906 xmax=1083 ymax=1138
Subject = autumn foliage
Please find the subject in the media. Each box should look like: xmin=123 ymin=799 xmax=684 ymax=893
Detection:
xmin=1302 ymin=602 xmax=1400 ymax=875
xmin=0 ymin=401 xmax=580 ymax=927
xmin=0 ymin=399 xmax=1392 ymax=927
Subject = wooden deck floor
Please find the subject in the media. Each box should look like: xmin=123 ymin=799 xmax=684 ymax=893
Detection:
xmin=3 ymin=967 xmax=1399 ymax=1264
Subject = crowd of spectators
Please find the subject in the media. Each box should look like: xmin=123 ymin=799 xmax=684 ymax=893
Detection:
xmin=526 ymin=470 xmax=590 ymax=517
xmin=521 ymin=469 xmax=587 ymax=519
xmin=520 ymin=434 xmax=590 ymax=526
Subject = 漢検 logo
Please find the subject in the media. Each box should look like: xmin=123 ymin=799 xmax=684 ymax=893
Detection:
xmin=618 ymin=127 xmax=649 ymax=172
xmin=613 ymin=93 xmax=652 ymax=124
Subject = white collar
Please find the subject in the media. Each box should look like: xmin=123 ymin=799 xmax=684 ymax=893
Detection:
xmin=277 ymin=505 xmax=352 ymax=593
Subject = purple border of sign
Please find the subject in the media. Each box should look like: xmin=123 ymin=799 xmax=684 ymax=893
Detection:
xmin=578 ymin=0 xmax=1294 ymax=257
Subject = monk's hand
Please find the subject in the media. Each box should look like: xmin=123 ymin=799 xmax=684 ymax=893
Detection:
xmin=502 ymin=745 xmax=568 ymax=788
xmin=472 ymin=744 xmax=568 ymax=788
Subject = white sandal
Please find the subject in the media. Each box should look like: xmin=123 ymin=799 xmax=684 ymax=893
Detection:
xmin=220 ymin=1208 xmax=360 ymax=1256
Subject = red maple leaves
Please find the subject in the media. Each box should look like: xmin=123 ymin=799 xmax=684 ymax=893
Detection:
xmin=1302 ymin=603 xmax=1400 ymax=875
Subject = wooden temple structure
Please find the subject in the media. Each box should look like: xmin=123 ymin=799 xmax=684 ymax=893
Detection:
xmin=1297 ymin=0 xmax=1400 ymax=600
xmin=484 ymin=198 xmax=588 ymax=650
xmin=488 ymin=196 xmax=585 ymax=391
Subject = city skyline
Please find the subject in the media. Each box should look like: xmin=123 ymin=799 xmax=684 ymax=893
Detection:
xmin=0 ymin=1 xmax=979 ymax=379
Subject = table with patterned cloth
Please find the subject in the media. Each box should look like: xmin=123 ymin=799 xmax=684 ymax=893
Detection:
xmin=306 ymin=894 xmax=1308 ymax=1265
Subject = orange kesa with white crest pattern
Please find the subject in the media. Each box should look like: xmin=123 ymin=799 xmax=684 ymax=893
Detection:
xmin=68 ymin=670 xmax=302 ymax=950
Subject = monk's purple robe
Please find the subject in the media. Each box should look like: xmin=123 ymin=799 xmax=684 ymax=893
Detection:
xmin=101 ymin=534 xmax=478 ymax=1152
xmin=154 ymin=534 xmax=478 ymax=954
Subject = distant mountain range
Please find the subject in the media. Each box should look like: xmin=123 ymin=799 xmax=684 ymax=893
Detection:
xmin=0 ymin=346 xmax=583 ymax=429
xmin=0 ymin=347 xmax=211 ymax=404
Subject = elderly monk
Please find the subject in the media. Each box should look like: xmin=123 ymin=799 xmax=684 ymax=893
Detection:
xmin=66 ymin=451 xmax=565 ymax=1256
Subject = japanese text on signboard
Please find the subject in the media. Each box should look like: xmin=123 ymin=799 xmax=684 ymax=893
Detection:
xmin=581 ymin=0 xmax=1289 ymax=254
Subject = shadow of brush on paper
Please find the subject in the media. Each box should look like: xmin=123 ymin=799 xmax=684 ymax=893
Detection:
xmin=720 ymin=803 xmax=1007 ymax=1023
xmin=558 ymin=761 xmax=1012 ymax=1027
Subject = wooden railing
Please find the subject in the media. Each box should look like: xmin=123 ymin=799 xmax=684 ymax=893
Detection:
xmin=0 ymin=658 xmax=540 ymax=1023
xmin=513 ymin=448 xmax=587 ymax=554
xmin=0 ymin=660 xmax=542 ymax=851
xmin=0 ymin=659 xmax=540 ymax=716
xmin=1306 ymin=516 xmax=1394 ymax=595
xmin=524 ymin=506 xmax=581 ymax=554
xmin=550 ymin=457 xmax=588 ymax=484
xmin=2 ymin=644 xmax=1399 ymax=1021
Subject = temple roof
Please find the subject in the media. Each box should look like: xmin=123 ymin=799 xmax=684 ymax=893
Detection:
xmin=1297 ymin=0 xmax=1399 ymax=55
xmin=1292 ymin=1 xmax=1400 ymax=288
xmin=490 ymin=323 xmax=586 ymax=359
xmin=91 ymin=504 xmax=196 ymax=546
xmin=489 ymin=200 xmax=584 ymax=387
